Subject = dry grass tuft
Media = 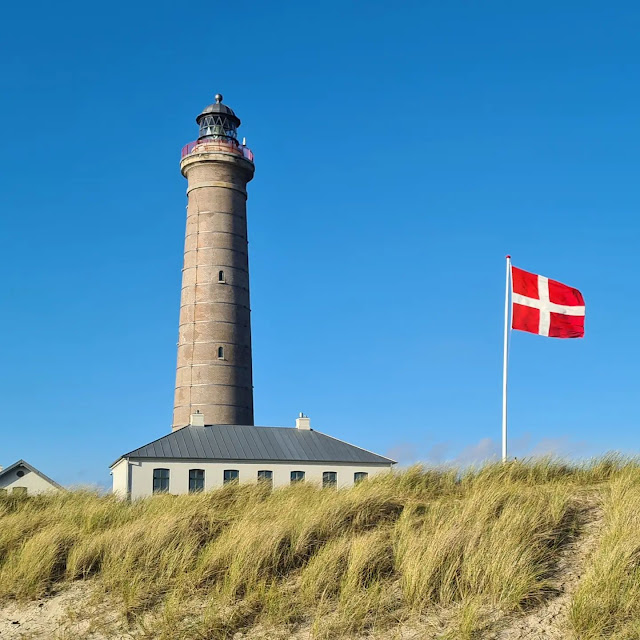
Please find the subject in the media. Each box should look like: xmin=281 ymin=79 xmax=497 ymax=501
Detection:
xmin=569 ymin=469 xmax=640 ymax=639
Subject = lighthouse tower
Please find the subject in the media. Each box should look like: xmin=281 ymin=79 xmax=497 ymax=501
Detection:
xmin=172 ymin=94 xmax=255 ymax=430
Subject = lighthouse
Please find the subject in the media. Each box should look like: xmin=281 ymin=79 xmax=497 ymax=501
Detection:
xmin=110 ymin=94 xmax=397 ymax=497
xmin=172 ymin=94 xmax=256 ymax=430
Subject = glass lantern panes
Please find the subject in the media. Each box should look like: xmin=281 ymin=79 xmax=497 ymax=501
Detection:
xmin=198 ymin=115 xmax=238 ymax=141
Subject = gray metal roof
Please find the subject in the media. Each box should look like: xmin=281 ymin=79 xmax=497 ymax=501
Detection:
xmin=113 ymin=425 xmax=395 ymax=467
xmin=0 ymin=460 xmax=63 ymax=489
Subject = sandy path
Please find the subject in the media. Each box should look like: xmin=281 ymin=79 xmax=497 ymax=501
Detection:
xmin=487 ymin=499 xmax=604 ymax=640
xmin=0 ymin=583 xmax=83 ymax=639
xmin=0 ymin=583 xmax=124 ymax=640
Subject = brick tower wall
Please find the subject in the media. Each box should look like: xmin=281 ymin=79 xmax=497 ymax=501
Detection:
xmin=172 ymin=150 xmax=255 ymax=429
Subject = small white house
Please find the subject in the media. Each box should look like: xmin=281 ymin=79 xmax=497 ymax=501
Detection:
xmin=111 ymin=414 xmax=395 ymax=499
xmin=0 ymin=460 xmax=62 ymax=496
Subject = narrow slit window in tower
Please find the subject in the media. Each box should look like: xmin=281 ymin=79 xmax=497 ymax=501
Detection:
xmin=218 ymin=270 xmax=225 ymax=283
xmin=217 ymin=346 xmax=225 ymax=360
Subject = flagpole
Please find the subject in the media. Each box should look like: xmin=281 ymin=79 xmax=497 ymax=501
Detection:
xmin=502 ymin=255 xmax=511 ymax=463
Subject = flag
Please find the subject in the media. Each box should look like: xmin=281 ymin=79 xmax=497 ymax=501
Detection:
xmin=511 ymin=266 xmax=585 ymax=338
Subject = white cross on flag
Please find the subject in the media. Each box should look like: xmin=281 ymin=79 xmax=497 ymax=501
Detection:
xmin=511 ymin=265 xmax=585 ymax=338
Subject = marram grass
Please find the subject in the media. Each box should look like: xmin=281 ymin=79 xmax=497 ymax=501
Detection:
xmin=0 ymin=457 xmax=637 ymax=638
xmin=569 ymin=470 xmax=640 ymax=639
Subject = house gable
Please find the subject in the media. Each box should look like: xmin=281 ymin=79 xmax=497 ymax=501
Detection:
xmin=0 ymin=460 xmax=62 ymax=496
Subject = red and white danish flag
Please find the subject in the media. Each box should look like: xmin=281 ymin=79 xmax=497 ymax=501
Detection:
xmin=511 ymin=266 xmax=585 ymax=338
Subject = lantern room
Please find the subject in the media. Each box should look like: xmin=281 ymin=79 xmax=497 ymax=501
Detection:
xmin=196 ymin=94 xmax=241 ymax=142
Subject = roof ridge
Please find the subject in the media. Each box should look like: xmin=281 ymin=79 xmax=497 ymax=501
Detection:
xmin=213 ymin=424 xmax=294 ymax=430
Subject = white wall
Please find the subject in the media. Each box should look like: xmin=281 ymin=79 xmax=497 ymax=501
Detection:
xmin=111 ymin=458 xmax=129 ymax=498
xmin=119 ymin=458 xmax=392 ymax=499
xmin=0 ymin=467 xmax=60 ymax=496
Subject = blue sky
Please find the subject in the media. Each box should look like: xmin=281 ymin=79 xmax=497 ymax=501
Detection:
xmin=1 ymin=1 xmax=639 ymax=486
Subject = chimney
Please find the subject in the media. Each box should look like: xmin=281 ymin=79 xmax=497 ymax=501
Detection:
xmin=296 ymin=412 xmax=311 ymax=430
xmin=189 ymin=411 xmax=205 ymax=427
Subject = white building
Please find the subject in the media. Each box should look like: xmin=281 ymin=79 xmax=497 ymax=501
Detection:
xmin=111 ymin=414 xmax=395 ymax=499
xmin=0 ymin=460 xmax=62 ymax=496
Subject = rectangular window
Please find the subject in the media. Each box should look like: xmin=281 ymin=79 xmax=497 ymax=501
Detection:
xmin=290 ymin=470 xmax=305 ymax=484
xmin=223 ymin=469 xmax=239 ymax=485
xmin=257 ymin=470 xmax=273 ymax=487
xmin=153 ymin=468 xmax=170 ymax=493
xmin=354 ymin=472 xmax=368 ymax=484
xmin=189 ymin=469 xmax=205 ymax=493
xmin=322 ymin=471 xmax=337 ymax=488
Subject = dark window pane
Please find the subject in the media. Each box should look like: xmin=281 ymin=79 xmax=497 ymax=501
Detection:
xmin=153 ymin=468 xmax=170 ymax=493
xmin=223 ymin=469 xmax=239 ymax=484
xmin=354 ymin=472 xmax=368 ymax=484
xmin=290 ymin=470 xmax=305 ymax=484
xmin=189 ymin=469 xmax=205 ymax=493
xmin=323 ymin=471 xmax=337 ymax=488
xmin=257 ymin=470 xmax=273 ymax=487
